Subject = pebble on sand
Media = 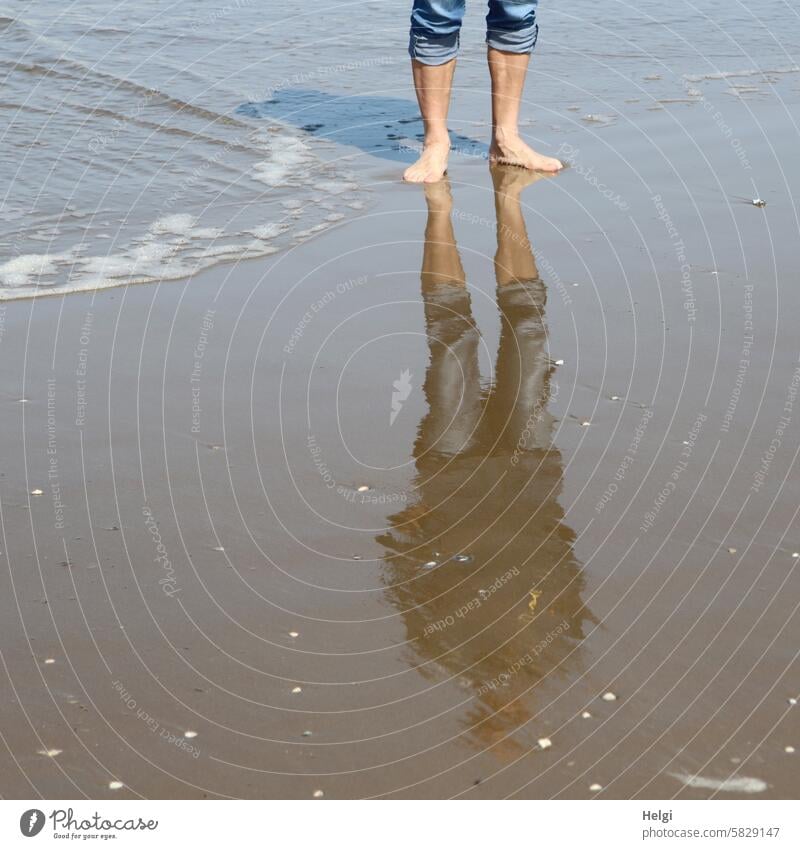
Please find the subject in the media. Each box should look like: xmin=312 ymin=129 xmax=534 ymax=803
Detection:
xmin=108 ymin=781 xmax=124 ymax=790
xmin=589 ymin=783 xmax=603 ymax=792
xmin=538 ymin=738 xmax=552 ymax=750
xmin=313 ymin=790 xmax=324 ymax=798
xmin=302 ymin=730 xmax=312 ymax=737
xmin=581 ymin=711 xmax=592 ymax=719
xmin=602 ymin=692 xmax=617 ymax=702
xmin=292 ymin=686 xmax=302 ymax=694
xmin=785 ymin=746 xmax=795 ymax=753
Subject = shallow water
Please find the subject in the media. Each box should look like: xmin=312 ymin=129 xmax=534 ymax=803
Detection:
xmin=2 ymin=0 xmax=798 ymax=297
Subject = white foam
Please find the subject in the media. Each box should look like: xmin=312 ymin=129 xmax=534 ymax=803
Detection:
xmin=246 ymin=223 xmax=284 ymax=240
xmin=582 ymin=114 xmax=616 ymax=125
xmin=317 ymin=180 xmax=358 ymax=195
xmin=2 ymin=123 xmax=368 ymax=301
xmin=671 ymin=773 xmax=767 ymax=793
xmin=0 ymin=250 xmax=78 ymax=287
xmin=150 ymin=214 xmax=197 ymax=236
xmin=251 ymin=135 xmax=310 ymax=187
xmin=684 ymin=66 xmax=800 ymax=83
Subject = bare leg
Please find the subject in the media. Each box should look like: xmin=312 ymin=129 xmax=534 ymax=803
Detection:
xmin=421 ymin=179 xmax=465 ymax=286
xmin=404 ymin=59 xmax=454 ymax=183
xmin=491 ymin=164 xmax=544 ymax=284
xmin=487 ymin=48 xmax=562 ymax=172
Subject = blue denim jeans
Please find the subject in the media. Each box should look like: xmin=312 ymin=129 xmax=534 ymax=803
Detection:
xmin=409 ymin=0 xmax=539 ymax=65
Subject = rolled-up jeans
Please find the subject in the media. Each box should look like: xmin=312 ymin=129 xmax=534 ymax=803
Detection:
xmin=410 ymin=0 xmax=539 ymax=66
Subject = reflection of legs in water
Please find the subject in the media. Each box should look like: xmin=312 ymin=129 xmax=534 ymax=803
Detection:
xmin=482 ymin=165 xmax=553 ymax=454
xmin=420 ymin=180 xmax=464 ymax=287
xmin=417 ymin=181 xmax=483 ymax=459
xmin=380 ymin=172 xmax=590 ymax=758
xmin=492 ymin=164 xmax=545 ymax=285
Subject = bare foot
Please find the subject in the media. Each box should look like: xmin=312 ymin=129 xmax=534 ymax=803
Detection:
xmin=490 ymin=128 xmax=562 ymax=173
xmin=490 ymin=162 xmax=547 ymax=198
xmin=422 ymin=177 xmax=453 ymax=212
xmin=404 ymin=140 xmax=450 ymax=183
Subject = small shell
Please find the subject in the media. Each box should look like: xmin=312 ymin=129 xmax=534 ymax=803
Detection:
xmin=581 ymin=711 xmax=592 ymax=719
xmin=292 ymin=686 xmax=302 ymax=694
xmin=538 ymin=737 xmax=552 ymax=750
xmin=602 ymin=692 xmax=617 ymax=702
xmin=288 ymin=631 xmax=299 ymax=638
xmin=108 ymin=780 xmax=124 ymax=790
xmin=357 ymin=485 xmax=369 ymax=492
xmin=589 ymin=783 xmax=603 ymax=792
xmin=313 ymin=789 xmax=324 ymax=798
xmin=785 ymin=746 xmax=795 ymax=754
xmin=184 ymin=731 xmax=198 ymax=739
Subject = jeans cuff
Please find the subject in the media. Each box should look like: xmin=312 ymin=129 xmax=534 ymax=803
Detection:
xmin=486 ymin=22 xmax=538 ymax=54
xmin=409 ymin=30 xmax=460 ymax=65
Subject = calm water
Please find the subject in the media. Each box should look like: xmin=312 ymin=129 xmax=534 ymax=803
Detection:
xmin=1 ymin=0 xmax=798 ymax=297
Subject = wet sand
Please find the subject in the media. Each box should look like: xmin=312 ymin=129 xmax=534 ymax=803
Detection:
xmin=2 ymin=91 xmax=800 ymax=799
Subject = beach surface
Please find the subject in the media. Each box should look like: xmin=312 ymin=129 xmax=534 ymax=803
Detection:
xmin=1 ymin=0 xmax=800 ymax=799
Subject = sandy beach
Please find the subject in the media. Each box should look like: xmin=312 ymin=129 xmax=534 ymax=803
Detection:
xmin=2 ymin=1 xmax=800 ymax=801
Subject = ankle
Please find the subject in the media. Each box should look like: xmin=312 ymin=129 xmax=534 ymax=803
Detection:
xmin=424 ymin=135 xmax=450 ymax=148
xmin=422 ymin=124 xmax=450 ymax=147
xmin=492 ymin=125 xmax=521 ymax=144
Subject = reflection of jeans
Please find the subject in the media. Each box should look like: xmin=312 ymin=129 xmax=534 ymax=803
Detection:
xmin=409 ymin=0 xmax=539 ymax=65
xmin=417 ymin=277 xmax=551 ymax=461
